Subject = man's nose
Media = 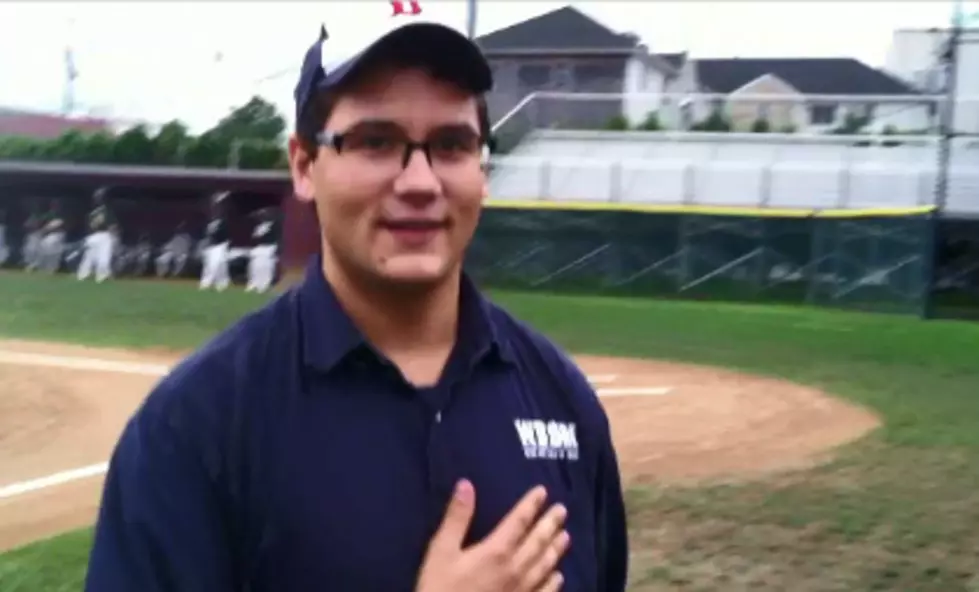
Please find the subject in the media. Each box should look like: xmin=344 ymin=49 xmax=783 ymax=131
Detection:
xmin=393 ymin=149 xmax=443 ymax=202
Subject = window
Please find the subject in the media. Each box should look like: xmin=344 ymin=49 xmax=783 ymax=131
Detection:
xmin=517 ymin=64 xmax=551 ymax=88
xmin=573 ymin=63 xmax=618 ymax=88
xmin=850 ymin=103 xmax=875 ymax=120
xmin=810 ymin=103 xmax=837 ymax=125
xmin=552 ymin=63 xmax=574 ymax=89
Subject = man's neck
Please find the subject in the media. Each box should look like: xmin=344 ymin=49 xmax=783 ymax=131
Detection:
xmin=321 ymin=255 xmax=461 ymax=360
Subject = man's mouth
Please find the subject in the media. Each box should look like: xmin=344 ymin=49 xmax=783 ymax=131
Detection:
xmin=379 ymin=219 xmax=449 ymax=245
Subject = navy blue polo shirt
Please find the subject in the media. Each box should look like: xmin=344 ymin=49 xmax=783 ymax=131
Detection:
xmin=85 ymin=256 xmax=629 ymax=592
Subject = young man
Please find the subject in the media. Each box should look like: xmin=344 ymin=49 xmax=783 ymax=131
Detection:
xmin=85 ymin=11 xmax=628 ymax=592
xmin=77 ymin=187 xmax=116 ymax=282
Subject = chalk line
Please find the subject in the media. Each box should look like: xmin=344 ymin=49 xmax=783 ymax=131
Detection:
xmin=0 ymin=463 xmax=108 ymax=500
xmin=0 ymin=349 xmax=671 ymax=500
xmin=597 ymin=386 xmax=673 ymax=398
xmin=0 ymin=350 xmax=169 ymax=377
xmin=0 ymin=350 xmax=625 ymax=387
xmin=587 ymin=374 xmax=618 ymax=384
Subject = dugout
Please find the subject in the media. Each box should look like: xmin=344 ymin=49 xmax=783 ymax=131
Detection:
xmin=0 ymin=160 xmax=318 ymax=277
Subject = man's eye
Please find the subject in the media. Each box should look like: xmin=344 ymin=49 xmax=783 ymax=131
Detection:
xmin=350 ymin=134 xmax=399 ymax=152
xmin=431 ymin=136 xmax=477 ymax=156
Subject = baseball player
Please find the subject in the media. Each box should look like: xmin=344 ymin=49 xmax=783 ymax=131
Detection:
xmin=22 ymin=206 xmax=43 ymax=271
xmin=245 ymin=207 xmax=279 ymax=293
xmin=155 ymin=223 xmax=192 ymax=278
xmin=38 ymin=202 xmax=65 ymax=273
xmin=86 ymin=8 xmax=628 ymax=592
xmin=0 ymin=210 xmax=8 ymax=266
xmin=77 ymin=187 xmax=116 ymax=282
xmin=198 ymin=192 xmax=231 ymax=291
xmin=129 ymin=233 xmax=153 ymax=276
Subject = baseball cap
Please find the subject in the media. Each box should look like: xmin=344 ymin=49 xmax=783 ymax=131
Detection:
xmin=293 ymin=8 xmax=493 ymax=127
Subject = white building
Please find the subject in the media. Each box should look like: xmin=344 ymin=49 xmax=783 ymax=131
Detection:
xmin=478 ymin=6 xmax=934 ymax=135
xmin=883 ymin=27 xmax=979 ymax=134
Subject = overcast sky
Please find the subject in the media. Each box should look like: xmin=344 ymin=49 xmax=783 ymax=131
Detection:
xmin=0 ymin=1 xmax=966 ymax=133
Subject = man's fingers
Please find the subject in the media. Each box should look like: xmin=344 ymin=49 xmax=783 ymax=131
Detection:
xmin=484 ymin=485 xmax=548 ymax=551
xmin=534 ymin=571 xmax=565 ymax=592
xmin=521 ymin=530 xmax=570 ymax=590
xmin=512 ymin=503 xmax=567 ymax=574
xmin=430 ymin=479 xmax=477 ymax=552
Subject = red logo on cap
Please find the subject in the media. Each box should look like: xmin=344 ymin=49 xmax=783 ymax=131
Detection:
xmin=391 ymin=1 xmax=421 ymax=16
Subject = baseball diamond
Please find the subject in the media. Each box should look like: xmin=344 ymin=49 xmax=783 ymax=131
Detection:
xmin=0 ymin=273 xmax=977 ymax=590
xmin=0 ymin=5 xmax=977 ymax=587
xmin=0 ymin=338 xmax=879 ymax=552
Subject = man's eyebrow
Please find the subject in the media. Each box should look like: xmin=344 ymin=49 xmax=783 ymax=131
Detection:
xmin=429 ymin=123 xmax=481 ymax=135
xmin=342 ymin=119 xmax=402 ymax=130
xmin=337 ymin=120 xmax=481 ymax=140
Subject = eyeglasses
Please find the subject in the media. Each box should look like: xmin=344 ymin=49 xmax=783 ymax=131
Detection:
xmin=315 ymin=121 xmax=494 ymax=171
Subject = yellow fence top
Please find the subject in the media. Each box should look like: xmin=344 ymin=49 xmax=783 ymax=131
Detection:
xmin=485 ymin=199 xmax=937 ymax=219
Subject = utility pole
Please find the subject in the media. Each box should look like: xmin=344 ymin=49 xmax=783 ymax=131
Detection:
xmin=62 ymin=17 xmax=78 ymax=115
xmin=934 ymin=0 xmax=965 ymax=213
xmin=924 ymin=0 xmax=966 ymax=319
xmin=466 ymin=0 xmax=477 ymax=39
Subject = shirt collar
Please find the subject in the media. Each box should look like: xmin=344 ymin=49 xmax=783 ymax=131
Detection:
xmin=298 ymin=255 xmax=514 ymax=375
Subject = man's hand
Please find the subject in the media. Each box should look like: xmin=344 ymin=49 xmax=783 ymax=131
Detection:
xmin=416 ymin=480 xmax=570 ymax=592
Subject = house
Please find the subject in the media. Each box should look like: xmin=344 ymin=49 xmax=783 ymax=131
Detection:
xmin=475 ymin=5 xmax=687 ymax=130
xmin=0 ymin=107 xmax=110 ymax=140
xmin=478 ymin=5 xmax=931 ymax=133
xmin=690 ymin=57 xmax=931 ymax=133
xmin=883 ymin=27 xmax=979 ymax=134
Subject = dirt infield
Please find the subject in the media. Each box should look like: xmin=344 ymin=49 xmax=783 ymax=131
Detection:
xmin=0 ymin=339 xmax=880 ymax=552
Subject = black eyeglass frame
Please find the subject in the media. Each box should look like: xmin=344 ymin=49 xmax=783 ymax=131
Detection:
xmin=314 ymin=129 xmax=496 ymax=168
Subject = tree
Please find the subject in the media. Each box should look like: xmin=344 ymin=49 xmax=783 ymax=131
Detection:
xmin=0 ymin=136 xmax=44 ymax=160
xmin=183 ymin=131 xmax=231 ymax=168
xmin=0 ymin=96 xmax=290 ymax=170
xmin=207 ymin=96 xmax=286 ymax=145
xmin=691 ymin=109 xmax=732 ymax=132
xmin=152 ymin=120 xmax=191 ymax=165
xmin=638 ymin=112 xmax=662 ymax=131
xmin=604 ymin=115 xmax=630 ymax=131
xmin=750 ymin=118 xmax=771 ymax=133
xmin=833 ymin=112 xmax=870 ymax=135
xmin=111 ymin=125 xmax=155 ymax=164
xmin=81 ymin=131 xmax=117 ymax=163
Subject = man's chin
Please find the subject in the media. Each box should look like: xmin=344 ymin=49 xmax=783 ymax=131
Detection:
xmin=376 ymin=254 xmax=453 ymax=286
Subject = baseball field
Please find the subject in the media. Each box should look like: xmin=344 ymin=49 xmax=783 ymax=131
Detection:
xmin=0 ymin=271 xmax=977 ymax=591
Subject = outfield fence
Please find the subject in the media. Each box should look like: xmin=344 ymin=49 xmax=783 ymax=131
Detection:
xmin=466 ymin=201 xmax=941 ymax=316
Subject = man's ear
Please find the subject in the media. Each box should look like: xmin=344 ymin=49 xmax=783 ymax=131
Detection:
xmin=288 ymin=135 xmax=316 ymax=203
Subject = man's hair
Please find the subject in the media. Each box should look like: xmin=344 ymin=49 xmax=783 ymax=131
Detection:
xmin=296 ymin=65 xmax=492 ymax=159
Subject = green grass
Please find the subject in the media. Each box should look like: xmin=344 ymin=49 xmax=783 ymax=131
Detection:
xmin=2 ymin=271 xmax=979 ymax=591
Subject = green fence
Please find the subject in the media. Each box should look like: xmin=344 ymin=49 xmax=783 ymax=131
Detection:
xmin=934 ymin=217 xmax=979 ymax=320
xmin=466 ymin=201 xmax=937 ymax=315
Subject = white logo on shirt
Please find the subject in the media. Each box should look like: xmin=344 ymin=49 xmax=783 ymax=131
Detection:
xmin=513 ymin=419 xmax=579 ymax=461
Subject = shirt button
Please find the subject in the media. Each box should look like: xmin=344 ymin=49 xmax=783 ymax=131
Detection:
xmin=435 ymin=411 xmax=442 ymax=423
